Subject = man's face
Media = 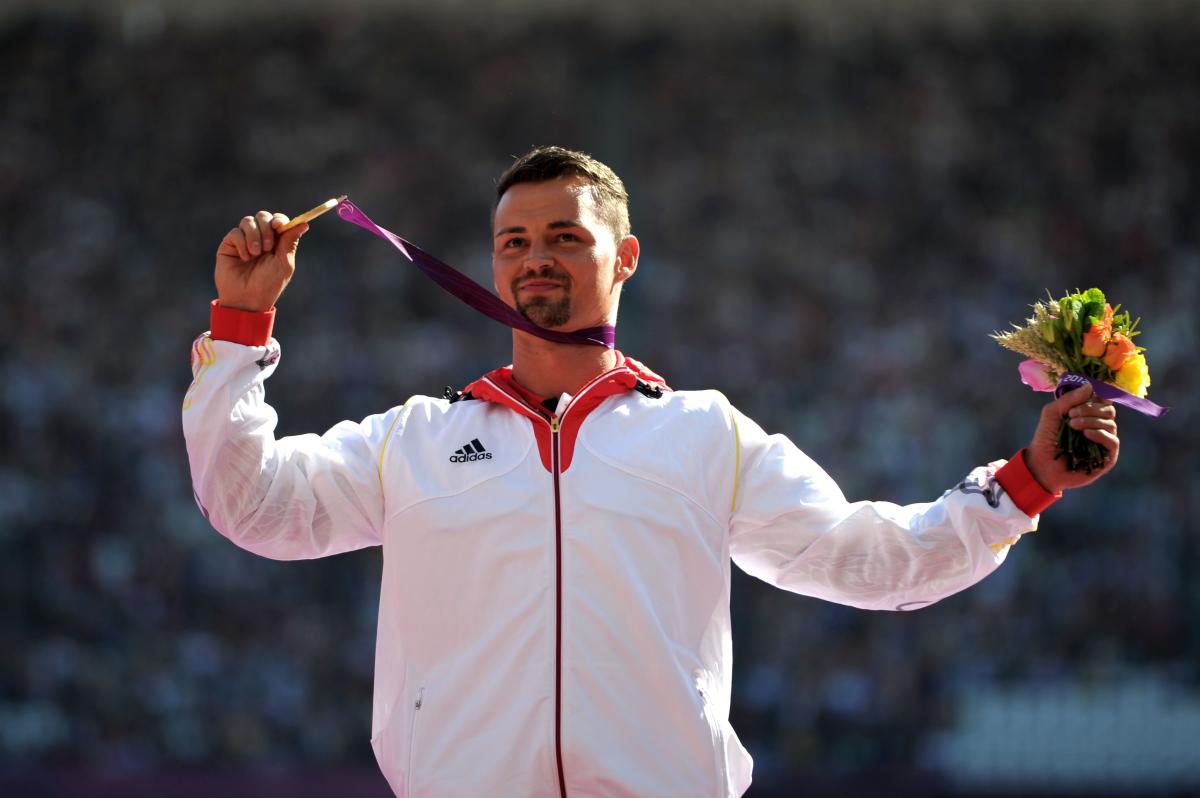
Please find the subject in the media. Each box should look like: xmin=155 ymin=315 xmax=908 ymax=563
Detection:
xmin=492 ymin=177 xmax=637 ymax=331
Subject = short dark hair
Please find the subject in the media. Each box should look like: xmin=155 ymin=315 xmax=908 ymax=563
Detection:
xmin=495 ymin=146 xmax=631 ymax=241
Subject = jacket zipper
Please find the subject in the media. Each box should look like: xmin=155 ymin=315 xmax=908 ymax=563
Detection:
xmin=550 ymin=414 xmax=567 ymax=798
xmin=478 ymin=372 xmax=636 ymax=797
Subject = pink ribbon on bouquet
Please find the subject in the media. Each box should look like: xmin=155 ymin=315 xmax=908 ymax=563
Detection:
xmin=335 ymin=199 xmax=616 ymax=348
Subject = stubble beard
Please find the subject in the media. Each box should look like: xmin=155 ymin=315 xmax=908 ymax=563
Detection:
xmin=513 ymin=273 xmax=573 ymax=328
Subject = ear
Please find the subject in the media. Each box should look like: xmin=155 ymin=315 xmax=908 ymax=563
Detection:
xmin=614 ymin=234 xmax=639 ymax=285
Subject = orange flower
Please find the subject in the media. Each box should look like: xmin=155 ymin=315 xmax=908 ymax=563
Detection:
xmin=1104 ymin=333 xmax=1136 ymax=371
xmin=1081 ymin=303 xmax=1113 ymax=358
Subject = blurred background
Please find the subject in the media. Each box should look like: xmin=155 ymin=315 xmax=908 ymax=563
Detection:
xmin=2 ymin=0 xmax=1198 ymax=795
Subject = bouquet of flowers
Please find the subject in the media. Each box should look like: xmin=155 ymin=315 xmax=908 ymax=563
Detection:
xmin=993 ymin=288 xmax=1165 ymax=473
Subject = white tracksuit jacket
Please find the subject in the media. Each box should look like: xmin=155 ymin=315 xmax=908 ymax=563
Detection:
xmin=183 ymin=333 xmax=1041 ymax=798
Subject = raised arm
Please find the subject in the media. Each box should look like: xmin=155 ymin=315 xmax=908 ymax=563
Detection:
xmin=183 ymin=210 xmax=394 ymax=561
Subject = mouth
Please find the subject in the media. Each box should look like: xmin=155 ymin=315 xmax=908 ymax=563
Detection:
xmin=516 ymin=279 xmax=565 ymax=293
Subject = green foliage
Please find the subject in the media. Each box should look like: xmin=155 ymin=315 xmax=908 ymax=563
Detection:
xmin=1080 ymin=287 xmax=1106 ymax=330
xmin=1060 ymin=296 xmax=1079 ymax=333
xmin=1112 ymin=305 xmax=1144 ymax=349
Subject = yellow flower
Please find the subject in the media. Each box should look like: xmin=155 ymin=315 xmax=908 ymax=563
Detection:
xmin=1114 ymin=352 xmax=1151 ymax=398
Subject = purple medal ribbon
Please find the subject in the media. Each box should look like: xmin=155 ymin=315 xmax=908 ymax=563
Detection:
xmin=1054 ymin=372 xmax=1169 ymax=417
xmin=335 ymin=199 xmax=616 ymax=348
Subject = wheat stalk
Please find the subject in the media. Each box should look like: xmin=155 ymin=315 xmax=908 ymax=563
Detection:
xmin=991 ymin=300 xmax=1071 ymax=374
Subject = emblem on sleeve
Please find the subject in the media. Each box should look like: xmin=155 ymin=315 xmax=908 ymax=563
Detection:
xmin=949 ymin=472 xmax=1005 ymax=509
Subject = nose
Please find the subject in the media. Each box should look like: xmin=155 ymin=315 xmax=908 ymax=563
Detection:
xmin=522 ymin=241 xmax=553 ymax=272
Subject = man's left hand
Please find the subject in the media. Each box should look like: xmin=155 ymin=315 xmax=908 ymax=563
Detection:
xmin=1025 ymin=383 xmax=1120 ymax=493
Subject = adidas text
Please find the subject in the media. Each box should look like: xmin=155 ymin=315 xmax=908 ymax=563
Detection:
xmin=449 ymin=451 xmax=493 ymax=463
xmin=450 ymin=439 xmax=491 ymax=463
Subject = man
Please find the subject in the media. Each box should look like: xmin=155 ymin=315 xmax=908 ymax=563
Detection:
xmin=183 ymin=146 xmax=1119 ymax=797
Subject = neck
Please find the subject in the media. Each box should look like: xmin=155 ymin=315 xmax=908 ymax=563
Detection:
xmin=510 ymin=330 xmax=619 ymax=400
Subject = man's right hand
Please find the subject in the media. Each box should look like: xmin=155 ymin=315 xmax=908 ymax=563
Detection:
xmin=215 ymin=211 xmax=309 ymax=312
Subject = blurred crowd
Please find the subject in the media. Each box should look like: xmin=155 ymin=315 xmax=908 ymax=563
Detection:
xmin=2 ymin=6 xmax=1197 ymax=795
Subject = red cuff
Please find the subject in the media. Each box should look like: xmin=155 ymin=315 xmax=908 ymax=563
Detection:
xmin=995 ymin=448 xmax=1062 ymax=518
xmin=210 ymin=300 xmax=275 ymax=346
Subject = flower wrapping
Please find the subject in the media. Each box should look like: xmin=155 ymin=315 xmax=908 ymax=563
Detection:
xmin=993 ymin=288 xmax=1167 ymax=473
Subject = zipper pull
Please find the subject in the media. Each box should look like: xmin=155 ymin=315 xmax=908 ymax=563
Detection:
xmin=550 ymin=415 xmax=560 ymax=433
xmin=415 ymin=687 xmax=425 ymax=711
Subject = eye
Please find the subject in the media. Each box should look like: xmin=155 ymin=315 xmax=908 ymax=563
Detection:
xmin=556 ymin=232 xmax=578 ymax=242
xmin=501 ymin=237 xmax=525 ymax=249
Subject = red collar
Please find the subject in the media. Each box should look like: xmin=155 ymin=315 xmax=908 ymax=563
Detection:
xmin=464 ymin=350 xmax=670 ymax=412
xmin=460 ymin=353 xmax=670 ymax=473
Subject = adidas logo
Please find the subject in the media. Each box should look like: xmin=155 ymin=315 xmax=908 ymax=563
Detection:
xmin=449 ymin=438 xmax=493 ymax=463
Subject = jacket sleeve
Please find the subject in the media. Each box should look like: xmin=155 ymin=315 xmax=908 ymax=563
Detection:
xmin=182 ymin=333 xmax=398 ymax=561
xmin=726 ymin=406 xmax=1039 ymax=611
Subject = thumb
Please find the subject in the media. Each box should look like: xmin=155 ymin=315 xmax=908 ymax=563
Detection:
xmin=278 ymin=222 xmax=309 ymax=256
xmin=1049 ymin=382 xmax=1093 ymax=415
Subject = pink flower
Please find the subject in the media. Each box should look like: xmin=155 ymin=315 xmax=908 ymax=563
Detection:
xmin=1018 ymin=359 xmax=1057 ymax=392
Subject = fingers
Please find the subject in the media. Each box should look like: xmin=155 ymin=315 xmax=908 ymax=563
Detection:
xmin=1066 ymin=394 xmax=1118 ymax=447
xmin=221 ymin=212 xmax=294 ymax=262
xmin=1048 ymin=385 xmax=1121 ymax=426
xmin=1082 ymin=428 xmax=1120 ymax=468
xmin=1065 ymin=392 xmax=1119 ymax=440
xmin=238 ymin=211 xmax=277 ymax=257
xmin=219 ymin=227 xmax=249 ymax=261
xmin=1069 ymin=398 xmax=1116 ymax=420
xmin=1069 ymin=414 xmax=1117 ymax=434
xmin=1070 ymin=398 xmax=1120 ymax=468
xmin=1049 ymin=383 xmax=1093 ymax=414
xmin=256 ymin=210 xmax=276 ymax=253
xmin=1082 ymin=427 xmax=1119 ymax=446
xmin=237 ymin=215 xmax=260 ymax=257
